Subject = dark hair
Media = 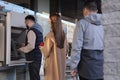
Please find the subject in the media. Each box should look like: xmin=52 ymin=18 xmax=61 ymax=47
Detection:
xmin=25 ymin=15 xmax=36 ymax=22
xmin=50 ymin=13 xmax=65 ymax=49
xmin=83 ymin=1 xmax=98 ymax=11
xmin=50 ymin=13 xmax=60 ymax=19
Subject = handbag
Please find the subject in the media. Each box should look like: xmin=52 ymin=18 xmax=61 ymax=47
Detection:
xmin=39 ymin=55 xmax=45 ymax=76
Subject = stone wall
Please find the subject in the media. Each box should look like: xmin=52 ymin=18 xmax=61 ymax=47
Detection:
xmin=102 ymin=0 xmax=120 ymax=80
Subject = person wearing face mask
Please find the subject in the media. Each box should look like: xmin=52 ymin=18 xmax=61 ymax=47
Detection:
xmin=70 ymin=2 xmax=104 ymax=80
xmin=18 ymin=15 xmax=43 ymax=80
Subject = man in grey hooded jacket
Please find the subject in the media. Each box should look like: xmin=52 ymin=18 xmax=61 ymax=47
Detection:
xmin=71 ymin=2 xmax=104 ymax=80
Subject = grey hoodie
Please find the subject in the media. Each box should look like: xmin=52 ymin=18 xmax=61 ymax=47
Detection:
xmin=71 ymin=13 xmax=104 ymax=70
xmin=85 ymin=13 xmax=102 ymax=25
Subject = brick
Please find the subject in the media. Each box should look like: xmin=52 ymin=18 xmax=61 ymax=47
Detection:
xmin=104 ymin=37 xmax=120 ymax=49
xmin=104 ymin=62 xmax=117 ymax=75
xmin=104 ymin=48 xmax=120 ymax=62
xmin=117 ymin=62 xmax=120 ymax=75
xmin=102 ymin=3 xmax=120 ymax=13
xmin=102 ymin=0 xmax=120 ymax=79
xmin=102 ymin=0 xmax=120 ymax=4
xmin=104 ymin=24 xmax=120 ymax=37
xmin=102 ymin=12 xmax=120 ymax=25
xmin=104 ymin=75 xmax=120 ymax=80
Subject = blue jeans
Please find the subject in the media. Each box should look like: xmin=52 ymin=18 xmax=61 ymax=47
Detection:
xmin=28 ymin=62 xmax=41 ymax=80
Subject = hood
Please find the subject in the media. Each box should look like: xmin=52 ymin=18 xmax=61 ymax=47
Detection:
xmin=33 ymin=23 xmax=43 ymax=33
xmin=85 ymin=13 xmax=102 ymax=25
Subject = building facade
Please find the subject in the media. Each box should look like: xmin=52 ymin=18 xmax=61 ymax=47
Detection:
xmin=102 ymin=0 xmax=120 ymax=80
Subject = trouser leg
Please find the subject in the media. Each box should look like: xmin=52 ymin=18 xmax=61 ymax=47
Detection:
xmin=28 ymin=62 xmax=41 ymax=80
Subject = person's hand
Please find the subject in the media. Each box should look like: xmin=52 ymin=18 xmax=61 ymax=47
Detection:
xmin=20 ymin=43 xmax=25 ymax=47
xmin=71 ymin=70 xmax=77 ymax=77
xmin=17 ymin=48 xmax=22 ymax=52
xmin=17 ymin=48 xmax=24 ymax=53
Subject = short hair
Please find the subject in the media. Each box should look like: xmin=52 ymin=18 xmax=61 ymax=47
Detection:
xmin=25 ymin=15 xmax=35 ymax=22
xmin=83 ymin=2 xmax=98 ymax=11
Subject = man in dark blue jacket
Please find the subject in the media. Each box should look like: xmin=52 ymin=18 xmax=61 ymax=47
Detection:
xmin=19 ymin=15 xmax=43 ymax=80
xmin=71 ymin=2 xmax=104 ymax=80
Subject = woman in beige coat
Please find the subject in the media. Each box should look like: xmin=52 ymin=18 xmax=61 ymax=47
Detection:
xmin=41 ymin=14 xmax=67 ymax=80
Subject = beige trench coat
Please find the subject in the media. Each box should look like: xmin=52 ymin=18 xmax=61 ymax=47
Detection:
xmin=41 ymin=32 xmax=67 ymax=80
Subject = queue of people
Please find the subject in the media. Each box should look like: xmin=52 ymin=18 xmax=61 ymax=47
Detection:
xmin=18 ymin=1 xmax=104 ymax=80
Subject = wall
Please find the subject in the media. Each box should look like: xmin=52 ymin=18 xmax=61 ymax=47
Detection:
xmin=102 ymin=0 xmax=120 ymax=80
xmin=38 ymin=0 xmax=49 ymax=13
xmin=5 ymin=0 xmax=30 ymax=7
xmin=5 ymin=0 xmax=30 ymax=4
xmin=0 ymin=66 xmax=29 ymax=80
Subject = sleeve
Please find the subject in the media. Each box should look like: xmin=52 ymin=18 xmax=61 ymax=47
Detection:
xmin=19 ymin=30 xmax=36 ymax=53
xmin=41 ymin=36 xmax=53 ymax=58
xmin=70 ymin=21 xmax=84 ymax=70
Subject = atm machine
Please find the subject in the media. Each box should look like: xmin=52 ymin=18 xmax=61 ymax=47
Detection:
xmin=0 ymin=11 xmax=28 ymax=67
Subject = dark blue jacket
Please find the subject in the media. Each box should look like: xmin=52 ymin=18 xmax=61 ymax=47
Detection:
xmin=25 ymin=27 xmax=43 ymax=62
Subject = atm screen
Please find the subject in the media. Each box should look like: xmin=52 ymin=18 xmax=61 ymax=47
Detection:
xmin=11 ymin=27 xmax=26 ymax=60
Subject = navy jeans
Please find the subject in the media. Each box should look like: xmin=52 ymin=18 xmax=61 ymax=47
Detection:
xmin=28 ymin=62 xmax=41 ymax=80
